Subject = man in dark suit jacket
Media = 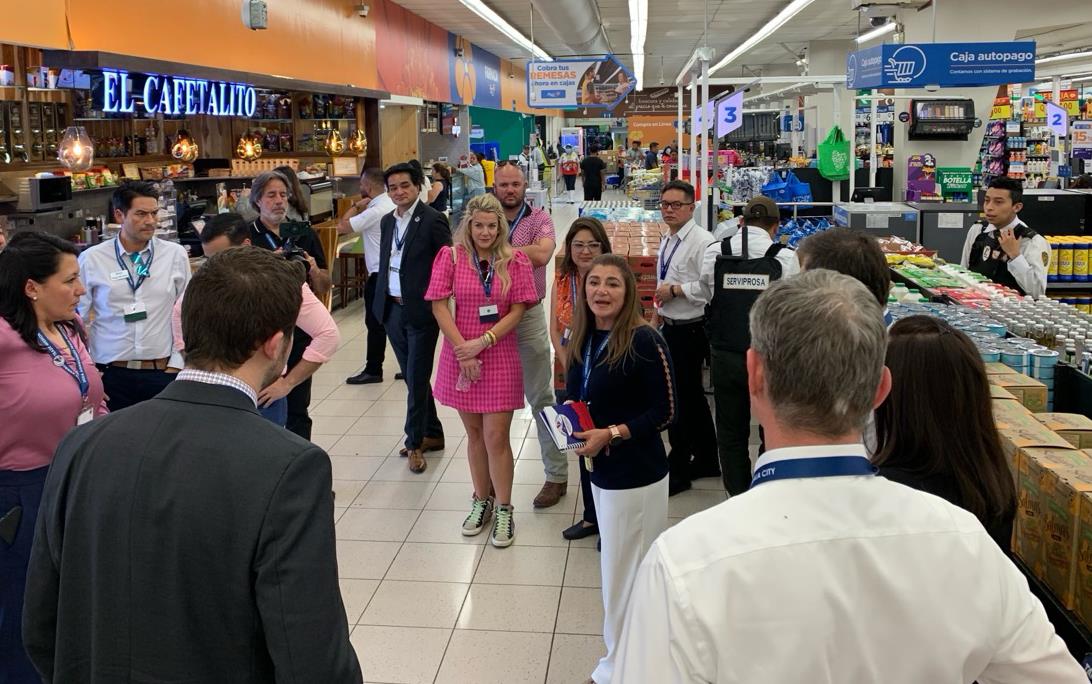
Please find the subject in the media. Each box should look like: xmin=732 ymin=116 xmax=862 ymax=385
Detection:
xmin=22 ymin=248 xmax=362 ymax=684
xmin=372 ymin=162 xmax=452 ymax=473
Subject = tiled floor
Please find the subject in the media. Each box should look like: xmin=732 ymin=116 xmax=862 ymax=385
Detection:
xmin=315 ymin=192 xmax=736 ymax=683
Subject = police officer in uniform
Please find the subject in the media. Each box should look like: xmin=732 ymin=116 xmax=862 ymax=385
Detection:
xmin=700 ymin=196 xmax=798 ymax=495
xmin=960 ymin=177 xmax=1050 ymax=298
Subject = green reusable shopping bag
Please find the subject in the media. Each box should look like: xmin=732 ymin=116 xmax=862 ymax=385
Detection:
xmin=817 ymin=126 xmax=851 ymax=181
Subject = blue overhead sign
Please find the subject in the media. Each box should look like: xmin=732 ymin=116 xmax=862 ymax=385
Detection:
xmin=527 ymin=55 xmax=635 ymax=109
xmin=846 ymin=42 xmax=1036 ymax=89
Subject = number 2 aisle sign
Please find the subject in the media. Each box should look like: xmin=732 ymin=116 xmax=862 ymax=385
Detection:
xmin=717 ymin=91 xmax=744 ymax=137
xmin=1047 ymin=101 xmax=1068 ymax=137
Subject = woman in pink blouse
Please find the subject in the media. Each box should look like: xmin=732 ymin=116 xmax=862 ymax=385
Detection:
xmin=0 ymin=231 xmax=108 ymax=682
xmin=426 ymin=194 xmax=538 ymax=548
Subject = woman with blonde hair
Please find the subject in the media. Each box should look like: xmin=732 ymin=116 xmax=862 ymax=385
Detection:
xmin=566 ymin=253 xmax=676 ymax=683
xmin=426 ymin=193 xmax=538 ymax=547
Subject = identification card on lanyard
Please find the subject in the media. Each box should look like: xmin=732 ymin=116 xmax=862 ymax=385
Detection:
xmin=37 ymin=327 xmax=93 ymax=426
xmin=477 ymin=256 xmax=500 ymax=322
xmin=750 ymin=456 xmax=875 ymax=488
xmin=114 ymin=237 xmax=154 ymax=293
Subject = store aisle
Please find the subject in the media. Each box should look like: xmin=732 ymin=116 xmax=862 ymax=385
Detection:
xmin=310 ymin=297 xmax=740 ymax=684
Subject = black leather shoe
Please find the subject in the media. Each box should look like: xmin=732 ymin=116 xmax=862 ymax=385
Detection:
xmin=346 ymin=371 xmax=383 ymax=385
xmin=562 ymin=521 xmax=599 ymax=540
xmin=690 ymin=465 xmax=722 ymax=480
xmin=668 ymin=478 xmax=692 ymax=497
xmin=395 ymin=372 xmax=405 ymax=380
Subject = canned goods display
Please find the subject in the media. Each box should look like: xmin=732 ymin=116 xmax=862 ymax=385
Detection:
xmin=1059 ymin=242 xmax=1074 ymax=282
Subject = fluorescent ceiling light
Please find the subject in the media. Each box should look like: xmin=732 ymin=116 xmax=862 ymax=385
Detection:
xmin=629 ymin=0 xmax=648 ymax=91
xmin=711 ymin=0 xmax=816 ymax=74
xmin=855 ymin=22 xmax=897 ymax=44
xmin=458 ymin=0 xmax=552 ymax=61
xmin=1036 ymin=50 xmax=1092 ymax=65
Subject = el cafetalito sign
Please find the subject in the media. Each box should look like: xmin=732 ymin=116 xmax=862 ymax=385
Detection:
xmin=92 ymin=70 xmax=257 ymax=117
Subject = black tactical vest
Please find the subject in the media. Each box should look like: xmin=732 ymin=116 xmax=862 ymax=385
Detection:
xmin=706 ymin=230 xmax=788 ymax=353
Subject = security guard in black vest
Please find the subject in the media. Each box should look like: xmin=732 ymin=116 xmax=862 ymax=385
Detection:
xmin=960 ymin=177 xmax=1050 ymax=298
xmin=700 ymin=196 xmax=799 ymax=495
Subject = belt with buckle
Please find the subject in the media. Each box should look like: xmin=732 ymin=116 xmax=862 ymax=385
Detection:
xmin=661 ymin=315 xmax=704 ymax=326
xmin=388 ymin=295 xmax=404 ymax=305
xmin=106 ymin=358 xmax=170 ymax=370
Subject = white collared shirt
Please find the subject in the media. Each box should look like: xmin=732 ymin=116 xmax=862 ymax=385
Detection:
xmin=960 ymin=216 xmax=1050 ymax=298
xmin=348 ymin=191 xmax=396 ymax=274
xmin=78 ymin=236 xmax=190 ymax=367
xmin=176 ymin=369 xmax=258 ymax=407
xmin=388 ymin=198 xmax=420 ymax=298
xmin=657 ymin=219 xmax=716 ymax=320
xmin=613 ymin=442 xmax=1084 ymax=684
xmin=697 ymin=225 xmax=799 ymax=305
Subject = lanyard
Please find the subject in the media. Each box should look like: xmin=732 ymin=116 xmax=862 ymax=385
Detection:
xmin=659 ymin=235 xmax=682 ymax=281
xmin=477 ymin=255 xmax=496 ymax=298
xmin=394 ymin=215 xmax=411 ymax=251
xmin=114 ymin=238 xmax=154 ymax=292
xmin=580 ymin=333 xmax=610 ymax=401
xmin=750 ymin=456 xmax=875 ymax=488
xmin=508 ymin=203 xmax=529 ymax=239
xmin=37 ymin=327 xmax=89 ymax=398
xmin=569 ymin=272 xmax=578 ymax=307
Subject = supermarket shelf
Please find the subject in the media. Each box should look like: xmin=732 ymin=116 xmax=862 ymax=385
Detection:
xmin=1011 ymin=554 xmax=1092 ymax=662
xmin=1047 ymin=282 xmax=1092 ymax=290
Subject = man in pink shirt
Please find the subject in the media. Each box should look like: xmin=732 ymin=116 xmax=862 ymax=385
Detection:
xmin=172 ymin=214 xmax=340 ymax=426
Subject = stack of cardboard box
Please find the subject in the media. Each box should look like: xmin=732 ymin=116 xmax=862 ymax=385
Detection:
xmin=990 ymin=365 xmax=1092 ymax=629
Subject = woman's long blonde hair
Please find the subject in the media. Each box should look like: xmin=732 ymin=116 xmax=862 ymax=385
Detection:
xmin=569 ymin=254 xmax=654 ymax=368
xmin=455 ymin=193 xmax=515 ymax=296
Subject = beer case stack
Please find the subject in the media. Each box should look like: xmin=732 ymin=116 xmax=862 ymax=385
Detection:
xmin=990 ymin=368 xmax=1092 ymax=630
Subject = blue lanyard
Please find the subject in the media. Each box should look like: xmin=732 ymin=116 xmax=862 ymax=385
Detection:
xmin=509 ymin=203 xmax=529 ymax=239
xmin=114 ymin=238 xmax=154 ymax=292
xmin=37 ymin=327 xmax=90 ymax=398
xmin=750 ymin=456 xmax=875 ymax=488
xmin=569 ymin=272 xmax=578 ymax=307
xmin=659 ymin=235 xmax=682 ymax=281
xmin=394 ymin=216 xmax=411 ymax=251
xmin=580 ymin=333 xmax=610 ymax=400
xmin=477 ymin=255 xmax=496 ymax=298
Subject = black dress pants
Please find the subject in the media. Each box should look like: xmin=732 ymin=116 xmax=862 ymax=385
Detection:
xmin=384 ymin=302 xmax=444 ymax=449
xmin=286 ymin=326 xmax=313 ymax=440
xmin=661 ymin=321 xmax=718 ymax=484
xmin=363 ymin=272 xmax=387 ymax=376
xmin=99 ymin=366 xmax=176 ymax=412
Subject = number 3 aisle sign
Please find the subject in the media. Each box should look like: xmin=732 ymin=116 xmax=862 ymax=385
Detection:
xmin=717 ymin=91 xmax=744 ymax=137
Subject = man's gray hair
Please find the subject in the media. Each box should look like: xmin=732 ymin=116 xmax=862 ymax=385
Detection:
xmin=249 ymin=170 xmax=292 ymax=212
xmin=749 ymin=268 xmax=886 ymax=437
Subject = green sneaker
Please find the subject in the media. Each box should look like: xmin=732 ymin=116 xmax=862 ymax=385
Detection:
xmin=491 ymin=504 xmax=515 ymax=548
xmin=462 ymin=495 xmax=494 ymax=536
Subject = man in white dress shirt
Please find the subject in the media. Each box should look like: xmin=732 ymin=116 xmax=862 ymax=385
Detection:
xmin=960 ymin=177 xmax=1050 ymax=298
xmin=339 ymin=167 xmax=396 ymax=384
xmin=654 ymin=180 xmax=718 ymax=495
xmin=78 ymin=181 xmax=190 ymax=411
xmin=613 ymin=269 xmax=1084 ymax=684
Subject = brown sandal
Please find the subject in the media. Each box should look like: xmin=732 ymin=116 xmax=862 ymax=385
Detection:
xmin=399 ymin=436 xmax=445 ymax=457
xmin=406 ymin=449 xmax=428 ymax=473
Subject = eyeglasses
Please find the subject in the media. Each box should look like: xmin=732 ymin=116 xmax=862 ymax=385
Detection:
xmin=658 ymin=201 xmax=694 ymax=210
xmin=571 ymin=241 xmax=602 ymax=252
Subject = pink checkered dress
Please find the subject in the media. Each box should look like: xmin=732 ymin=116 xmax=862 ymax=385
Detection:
xmin=425 ymin=246 xmax=538 ymax=413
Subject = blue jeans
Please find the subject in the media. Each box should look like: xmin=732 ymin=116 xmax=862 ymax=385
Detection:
xmin=260 ymin=397 xmax=288 ymax=427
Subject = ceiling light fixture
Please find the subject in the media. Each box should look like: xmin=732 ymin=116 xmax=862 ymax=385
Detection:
xmin=855 ymin=21 xmax=898 ymax=44
xmin=711 ymin=0 xmax=816 ymax=74
xmin=1036 ymin=50 xmax=1092 ymax=65
xmin=629 ymin=0 xmax=648 ymax=91
xmin=458 ymin=0 xmax=552 ymax=61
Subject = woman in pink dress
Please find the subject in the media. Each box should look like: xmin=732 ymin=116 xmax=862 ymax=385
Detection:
xmin=426 ymin=194 xmax=537 ymax=548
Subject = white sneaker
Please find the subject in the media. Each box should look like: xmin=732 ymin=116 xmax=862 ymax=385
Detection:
xmin=491 ymin=504 xmax=515 ymax=548
xmin=462 ymin=495 xmax=493 ymax=536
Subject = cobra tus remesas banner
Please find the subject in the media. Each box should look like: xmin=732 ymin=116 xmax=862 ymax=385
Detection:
xmin=846 ymin=42 xmax=1036 ymax=90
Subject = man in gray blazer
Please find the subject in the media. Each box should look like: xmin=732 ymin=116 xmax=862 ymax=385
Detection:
xmin=23 ymin=247 xmax=362 ymax=683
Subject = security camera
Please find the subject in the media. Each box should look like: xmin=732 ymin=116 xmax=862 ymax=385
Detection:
xmin=870 ymin=16 xmax=888 ymax=27
xmin=354 ymin=4 xmax=369 ymax=17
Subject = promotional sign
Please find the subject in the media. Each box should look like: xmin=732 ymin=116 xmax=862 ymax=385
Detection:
xmin=451 ymin=35 xmax=501 ymax=109
xmin=846 ymin=42 xmax=1036 ymax=89
xmin=527 ymin=54 xmax=635 ymax=109
xmin=1073 ymin=120 xmax=1092 ymax=150
xmin=717 ymin=91 xmax=744 ymax=137
xmin=1047 ymin=101 xmax=1069 ymax=137
xmin=906 ymin=153 xmax=939 ymax=202
xmin=92 ymin=70 xmax=256 ymax=117
xmin=937 ymin=167 xmax=974 ymax=199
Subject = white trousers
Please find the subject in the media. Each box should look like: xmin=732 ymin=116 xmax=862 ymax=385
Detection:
xmin=591 ymin=474 xmax=669 ymax=684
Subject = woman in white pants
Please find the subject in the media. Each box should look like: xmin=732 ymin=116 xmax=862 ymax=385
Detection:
xmin=566 ymin=254 xmax=677 ymax=684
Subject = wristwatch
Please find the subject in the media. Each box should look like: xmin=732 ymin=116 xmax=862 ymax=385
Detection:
xmin=608 ymin=424 xmax=623 ymax=446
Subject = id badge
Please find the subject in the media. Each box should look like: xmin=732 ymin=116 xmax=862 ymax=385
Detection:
xmin=124 ymin=302 xmax=148 ymax=323
xmin=479 ymin=304 xmax=500 ymax=323
xmin=109 ymin=269 xmax=129 ymax=281
xmin=560 ymin=326 xmax=572 ymax=347
xmin=77 ymin=405 xmax=93 ymax=426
